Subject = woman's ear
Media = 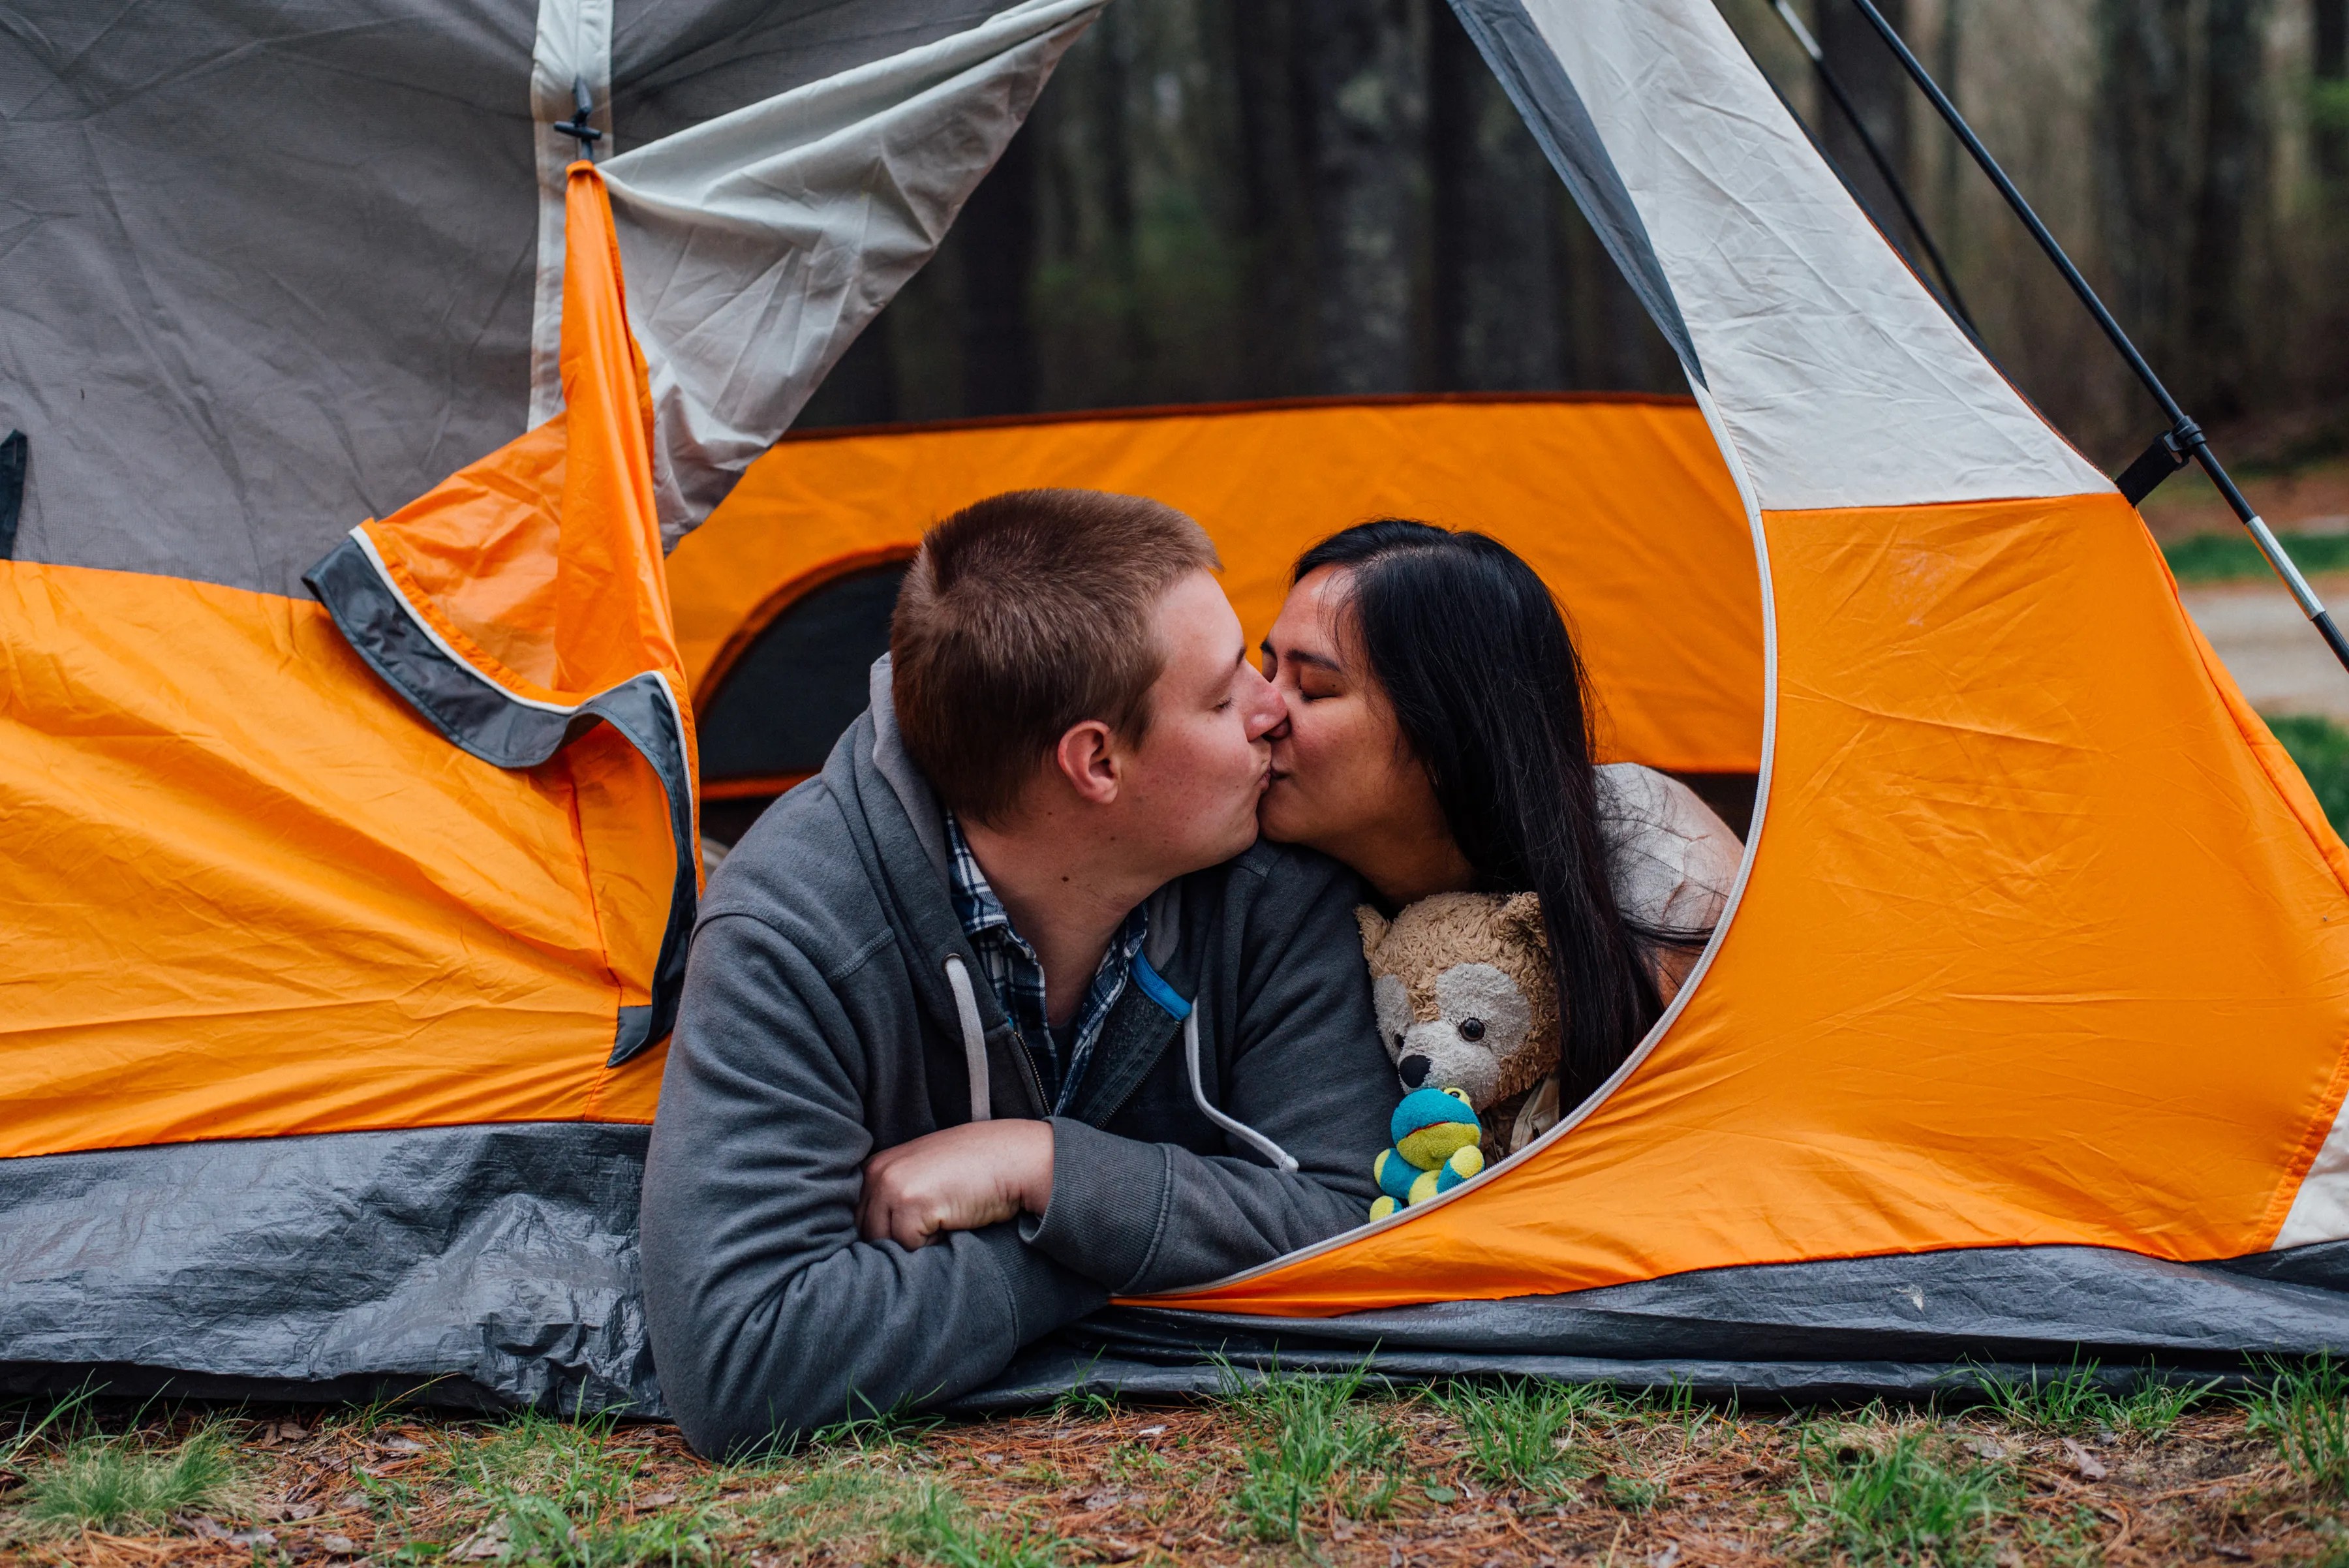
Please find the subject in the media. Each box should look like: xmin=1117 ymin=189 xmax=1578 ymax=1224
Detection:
xmin=1497 ymin=891 xmax=1546 ymax=949
xmin=1355 ymin=905 xmax=1391 ymax=962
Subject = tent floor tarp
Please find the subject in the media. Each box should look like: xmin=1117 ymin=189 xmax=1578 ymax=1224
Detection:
xmin=951 ymin=1245 xmax=2349 ymax=1414
xmin=19 ymin=1118 xmax=2349 ymax=1420
xmin=0 ymin=1124 xmax=658 ymax=1415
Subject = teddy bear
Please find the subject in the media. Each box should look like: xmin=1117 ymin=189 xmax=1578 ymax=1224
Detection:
xmin=1357 ymin=891 xmax=1561 ymax=1211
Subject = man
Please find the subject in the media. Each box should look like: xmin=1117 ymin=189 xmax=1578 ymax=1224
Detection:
xmin=639 ymin=488 xmax=1399 ymax=1456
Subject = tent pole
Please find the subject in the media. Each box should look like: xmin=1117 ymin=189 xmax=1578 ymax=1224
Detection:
xmin=1841 ymin=0 xmax=2349 ymax=679
xmin=1762 ymin=0 xmax=1976 ymax=334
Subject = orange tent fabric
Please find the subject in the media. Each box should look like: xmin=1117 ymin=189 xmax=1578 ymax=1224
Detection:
xmin=1150 ymin=490 xmax=2349 ymax=1314
xmin=0 ymin=165 xmax=677 ymax=1161
xmin=673 ymin=396 xmax=1764 ymax=777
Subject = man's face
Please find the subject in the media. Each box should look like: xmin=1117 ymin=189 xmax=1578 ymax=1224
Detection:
xmin=1117 ymin=569 xmax=1287 ymax=876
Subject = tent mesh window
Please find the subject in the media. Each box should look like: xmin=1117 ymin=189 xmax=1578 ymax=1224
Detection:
xmin=698 ymin=558 xmax=912 ymax=842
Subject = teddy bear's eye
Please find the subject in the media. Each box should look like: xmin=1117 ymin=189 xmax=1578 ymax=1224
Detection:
xmin=1459 ymin=1017 xmax=1485 ymax=1042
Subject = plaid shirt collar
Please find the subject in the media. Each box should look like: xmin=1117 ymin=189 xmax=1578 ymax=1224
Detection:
xmin=945 ymin=812 xmax=1148 ymax=1115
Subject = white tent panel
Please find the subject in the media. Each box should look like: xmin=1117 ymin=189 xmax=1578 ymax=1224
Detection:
xmin=600 ymin=0 xmax=1103 ymax=544
xmin=1511 ymin=0 xmax=2108 ymax=512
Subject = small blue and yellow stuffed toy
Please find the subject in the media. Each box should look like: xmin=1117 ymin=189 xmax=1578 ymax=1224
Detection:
xmin=1369 ymin=1086 xmax=1486 ymax=1220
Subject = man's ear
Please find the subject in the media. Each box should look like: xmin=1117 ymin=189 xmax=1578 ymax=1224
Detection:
xmin=1052 ymin=718 xmax=1121 ymax=806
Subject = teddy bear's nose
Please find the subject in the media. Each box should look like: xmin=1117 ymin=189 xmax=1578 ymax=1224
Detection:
xmin=1398 ymin=1054 xmax=1432 ymax=1087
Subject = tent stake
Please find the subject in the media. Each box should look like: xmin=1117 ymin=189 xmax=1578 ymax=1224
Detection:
xmin=1842 ymin=0 xmax=2349 ymax=678
xmin=1762 ymin=0 xmax=1976 ymax=334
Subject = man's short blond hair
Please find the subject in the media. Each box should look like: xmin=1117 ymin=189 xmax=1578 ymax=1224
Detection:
xmin=891 ymin=489 xmax=1220 ymax=824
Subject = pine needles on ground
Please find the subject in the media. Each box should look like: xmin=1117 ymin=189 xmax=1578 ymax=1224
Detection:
xmin=12 ymin=1366 xmax=2349 ymax=1563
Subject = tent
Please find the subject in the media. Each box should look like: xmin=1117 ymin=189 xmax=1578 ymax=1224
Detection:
xmin=9 ymin=0 xmax=2349 ymax=1417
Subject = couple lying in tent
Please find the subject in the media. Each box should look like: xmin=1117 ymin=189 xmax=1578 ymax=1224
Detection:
xmin=639 ymin=490 xmax=1741 ymax=1456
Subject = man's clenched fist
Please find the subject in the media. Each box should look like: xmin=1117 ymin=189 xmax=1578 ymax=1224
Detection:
xmin=855 ymin=1120 xmax=1055 ymax=1250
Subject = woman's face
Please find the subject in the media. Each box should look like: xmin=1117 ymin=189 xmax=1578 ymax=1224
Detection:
xmin=1259 ymin=566 xmax=1456 ymax=883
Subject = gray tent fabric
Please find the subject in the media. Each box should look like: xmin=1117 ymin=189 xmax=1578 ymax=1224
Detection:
xmin=0 ymin=1125 xmax=658 ymax=1415
xmin=944 ymin=1246 xmax=2349 ymax=1413
xmin=1085 ymin=1248 xmax=2349 ymax=1368
xmin=0 ymin=0 xmax=1020 ymax=597
xmin=1438 ymin=0 xmax=2104 ymax=510
xmin=952 ymin=1347 xmax=2219 ymax=1415
xmin=14 ymin=1109 xmax=2345 ymax=1417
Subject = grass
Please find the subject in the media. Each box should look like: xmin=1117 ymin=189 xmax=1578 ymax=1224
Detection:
xmin=1600 ymin=1472 xmax=1667 ymax=1513
xmin=750 ymin=1460 xmax=928 ymax=1558
xmin=894 ymin=1483 xmax=1063 ymax=1567
xmin=15 ymin=1423 xmax=239 ymax=1538
xmin=1434 ymin=1377 xmax=1599 ymax=1498
xmin=1218 ymin=1360 xmax=1407 ymax=1543
xmin=2113 ymin=1374 xmax=2222 ymax=1435
xmin=1787 ymin=1426 xmax=2016 ymax=1566
xmin=1965 ymin=1357 xmax=2218 ymax=1437
xmin=2248 ymin=1353 xmax=2349 ymax=1496
xmin=465 ymin=1418 xmax=720 ymax=1567
xmin=1967 ymin=1358 xmax=2113 ymax=1434
xmin=14 ymin=1366 xmax=2349 ymax=1563
xmin=2164 ymin=529 xmax=2349 ymax=583
xmin=499 ymin=1490 xmax=724 ymax=1566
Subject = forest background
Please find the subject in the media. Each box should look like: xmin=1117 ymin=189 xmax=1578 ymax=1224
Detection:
xmin=798 ymin=0 xmax=2349 ymax=476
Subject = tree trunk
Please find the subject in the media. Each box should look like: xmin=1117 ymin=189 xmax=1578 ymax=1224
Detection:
xmin=792 ymin=322 xmax=897 ymax=429
xmin=959 ymin=121 xmax=1041 ymax=416
xmin=2321 ymin=0 xmax=2348 ymax=181
xmin=1088 ymin=3 xmax=1146 ymax=402
xmin=2188 ymin=0 xmax=2271 ymax=417
xmin=1817 ymin=0 xmax=1912 ymax=241
xmin=2095 ymin=0 xmax=2196 ymax=377
xmin=1298 ymin=0 xmax=1423 ymax=394
xmin=1230 ymin=0 xmax=1318 ymax=398
xmin=1429 ymin=4 xmax=1561 ymax=390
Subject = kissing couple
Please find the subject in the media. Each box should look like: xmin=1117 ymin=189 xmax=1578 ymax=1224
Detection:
xmin=639 ymin=488 xmax=1740 ymax=1456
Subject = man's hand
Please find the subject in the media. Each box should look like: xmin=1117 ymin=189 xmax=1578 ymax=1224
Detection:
xmin=856 ymin=1120 xmax=1054 ymax=1250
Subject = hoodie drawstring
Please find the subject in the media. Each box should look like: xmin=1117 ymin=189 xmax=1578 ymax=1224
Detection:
xmin=951 ymin=949 xmax=1297 ymax=1172
xmin=1182 ymin=1008 xmax=1299 ymax=1174
xmin=944 ymin=955 xmax=990 ymax=1124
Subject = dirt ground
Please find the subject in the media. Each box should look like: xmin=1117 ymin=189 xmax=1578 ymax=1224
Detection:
xmin=7 ymin=1368 xmax=2349 ymax=1567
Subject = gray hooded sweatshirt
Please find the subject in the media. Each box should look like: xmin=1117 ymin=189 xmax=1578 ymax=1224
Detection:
xmin=639 ymin=660 xmax=1400 ymax=1456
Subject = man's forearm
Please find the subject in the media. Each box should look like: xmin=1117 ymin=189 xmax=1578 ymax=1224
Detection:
xmin=643 ymin=1200 xmax=1103 ymax=1455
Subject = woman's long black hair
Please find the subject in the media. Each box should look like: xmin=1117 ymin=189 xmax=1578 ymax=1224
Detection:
xmin=1295 ymin=519 xmax=1686 ymax=1104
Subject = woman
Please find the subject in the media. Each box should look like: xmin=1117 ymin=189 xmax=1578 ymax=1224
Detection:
xmin=1259 ymin=518 xmax=1742 ymax=1127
